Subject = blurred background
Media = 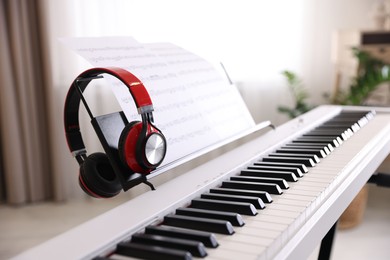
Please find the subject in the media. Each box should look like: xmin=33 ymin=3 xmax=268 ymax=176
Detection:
xmin=1 ymin=0 xmax=390 ymax=259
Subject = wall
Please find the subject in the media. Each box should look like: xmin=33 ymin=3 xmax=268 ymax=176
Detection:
xmin=300 ymin=0 xmax=375 ymax=106
xmin=236 ymin=0 xmax=376 ymax=125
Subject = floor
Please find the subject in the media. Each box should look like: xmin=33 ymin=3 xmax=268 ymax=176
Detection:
xmin=309 ymin=186 xmax=390 ymax=260
xmin=0 ymin=185 xmax=389 ymax=260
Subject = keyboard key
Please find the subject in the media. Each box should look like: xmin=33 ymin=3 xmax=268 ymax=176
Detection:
xmin=286 ymin=142 xmax=335 ymax=152
xmin=191 ymin=198 xmax=258 ymax=216
xmin=131 ymin=233 xmax=207 ymax=257
xmin=164 ymin=214 xmax=235 ymax=235
xmin=275 ymin=148 xmax=327 ymax=158
xmin=262 ymin=156 xmax=316 ymax=167
xmin=176 ymin=207 xmax=245 ymax=226
xmin=247 ymin=165 xmax=303 ymax=177
xmin=209 ymin=188 xmax=273 ymax=203
xmin=145 ymin=225 xmax=218 ymax=248
xmin=200 ymin=192 xmax=265 ymax=209
xmin=232 ymin=175 xmax=289 ymax=189
xmin=116 ymin=242 xmax=192 ymax=260
xmin=292 ymin=138 xmax=339 ymax=147
xmin=254 ymin=161 xmax=308 ymax=173
xmin=280 ymin=145 xmax=330 ymax=155
xmin=239 ymin=169 xmax=297 ymax=182
xmin=268 ymin=153 xmax=320 ymax=164
xmin=221 ymin=180 xmax=283 ymax=195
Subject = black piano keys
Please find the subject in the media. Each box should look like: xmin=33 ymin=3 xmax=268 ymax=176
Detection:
xmin=144 ymin=225 xmax=219 ymax=248
xmin=97 ymin=110 xmax=375 ymax=260
xmin=163 ymin=214 xmax=235 ymax=235
xmin=275 ymin=148 xmax=327 ymax=158
xmin=254 ymin=161 xmax=309 ymax=173
xmin=247 ymin=165 xmax=304 ymax=177
xmin=200 ymin=192 xmax=266 ymax=209
xmin=262 ymin=156 xmax=316 ymax=167
xmin=190 ymin=198 xmax=258 ymax=216
xmin=175 ymin=207 xmax=245 ymax=226
xmin=231 ymin=175 xmax=290 ymax=189
xmin=130 ymin=233 xmax=207 ymax=257
xmin=209 ymin=187 xmax=273 ymax=203
xmin=116 ymin=242 xmax=193 ymax=260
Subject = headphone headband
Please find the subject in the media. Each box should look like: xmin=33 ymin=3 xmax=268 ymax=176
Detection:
xmin=64 ymin=67 xmax=153 ymax=156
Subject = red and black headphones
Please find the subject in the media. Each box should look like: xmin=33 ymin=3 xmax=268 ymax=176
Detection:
xmin=64 ymin=67 xmax=167 ymax=198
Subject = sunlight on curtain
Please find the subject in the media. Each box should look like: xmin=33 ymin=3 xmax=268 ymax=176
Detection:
xmin=0 ymin=0 xmax=56 ymax=204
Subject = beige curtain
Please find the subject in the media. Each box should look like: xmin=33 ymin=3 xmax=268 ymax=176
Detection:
xmin=0 ymin=0 xmax=55 ymax=204
xmin=0 ymin=0 xmax=119 ymax=204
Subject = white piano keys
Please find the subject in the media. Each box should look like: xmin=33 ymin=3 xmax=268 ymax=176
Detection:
xmin=215 ymin=233 xmax=272 ymax=249
xmin=206 ymin=246 xmax=261 ymax=260
xmin=207 ymin=219 xmax=276 ymax=259
xmin=266 ymin=203 xmax=306 ymax=213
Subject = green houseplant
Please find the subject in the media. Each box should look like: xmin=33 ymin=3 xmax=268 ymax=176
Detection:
xmin=332 ymin=47 xmax=390 ymax=105
xmin=278 ymin=70 xmax=313 ymax=119
xmin=279 ymin=48 xmax=390 ymax=118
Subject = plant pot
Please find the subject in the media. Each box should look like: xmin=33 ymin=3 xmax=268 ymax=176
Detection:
xmin=338 ymin=185 xmax=368 ymax=229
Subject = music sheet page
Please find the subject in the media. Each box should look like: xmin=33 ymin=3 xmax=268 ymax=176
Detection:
xmin=61 ymin=36 xmax=255 ymax=165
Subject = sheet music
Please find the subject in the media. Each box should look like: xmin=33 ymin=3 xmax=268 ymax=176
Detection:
xmin=61 ymin=36 xmax=255 ymax=165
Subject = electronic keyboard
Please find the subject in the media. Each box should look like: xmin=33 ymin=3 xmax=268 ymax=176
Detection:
xmin=13 ymin=105 xmax=390 ymax=260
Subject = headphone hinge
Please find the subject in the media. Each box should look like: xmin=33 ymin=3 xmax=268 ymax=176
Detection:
xmin=138 ymin=105 xmax=154 ymax=115
xmin=72 ymin=148 xmax=87 ymax=158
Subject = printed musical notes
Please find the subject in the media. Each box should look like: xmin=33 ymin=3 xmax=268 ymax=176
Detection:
xmin=61 ymin=36 xmax=255 ymax=166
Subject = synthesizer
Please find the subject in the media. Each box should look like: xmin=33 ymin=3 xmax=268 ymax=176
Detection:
xmin=13 ymin=105 xmax=390 ymax=260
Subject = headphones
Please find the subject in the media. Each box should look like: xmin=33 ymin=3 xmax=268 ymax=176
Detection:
xmin=64 ymin=67 xmax=167 ymax=198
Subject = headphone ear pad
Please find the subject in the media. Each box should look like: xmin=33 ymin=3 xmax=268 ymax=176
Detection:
xmin=79 ymin=152 xmax=121 ymax=198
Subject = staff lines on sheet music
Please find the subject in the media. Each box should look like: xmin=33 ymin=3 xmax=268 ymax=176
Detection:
xmin=157 ymin=99 xmax=242 ymax=132
xmin=141 ymin=67 xmax=218 ymax=82
xmin=148 ymin=85 xmax=187 ymax=96
xmin=116 ymin=87 xmax=229 ymax=109
xmin=190 ymin=77 xmax=225 ymax=89
xmin=141 ymin=78 xmax=223 ymax=93
xmin=202 ymin=100 xmax=242 ymax=117
xmin=148 ymin=45 xmax=192 ymax=54
xmin=192 ymin=85 xmax=230 ymax=103
xmin=148 ymin=45 xmax=186 ymax=51
xmin=90 ymin=54 xmax=155 ymax=63
xmin=167 ymin=57 xmax=205 ymax=65
xmin=96 ymin=76 xmax=226 ymax=109
xmin=157 ymin=51 xmax=192 ymax=57
xmin=177 ymin=67 xmax=215 ymax=76
xmin=158 ymin=113 xmax=203 ymax=131
xmin=77 ymin=46 xmax=143 ymax=53
xmin=138 ymin=73 xmax=178 ymax=83
xmin=167 ymin=125 xmax=213 ymax=146
xmin=125 ymin=63 xmax=168 ymax=71
xmin=147 ymin=77 xmax=224 ymax=97
xmin=210 ymin=108 xmax=248 ymax=125
xmin=154 ymin=99 xmax=196 ymax=114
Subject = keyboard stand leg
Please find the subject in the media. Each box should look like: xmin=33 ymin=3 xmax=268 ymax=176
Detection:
xmin=318 ymin=221 xmax=338 ymax=260
xmin=368 ymin=173 xmax=390 ymax=188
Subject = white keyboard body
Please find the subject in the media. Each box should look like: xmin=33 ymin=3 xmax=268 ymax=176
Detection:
xmin=13 ymin=105 xmax=390 ymax=260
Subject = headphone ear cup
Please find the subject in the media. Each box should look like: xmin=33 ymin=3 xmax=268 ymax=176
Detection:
xmin=118 ymin=121 xmax=148 ymax=174
xmin=79 ymin=152 xmax=121 ymax=198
